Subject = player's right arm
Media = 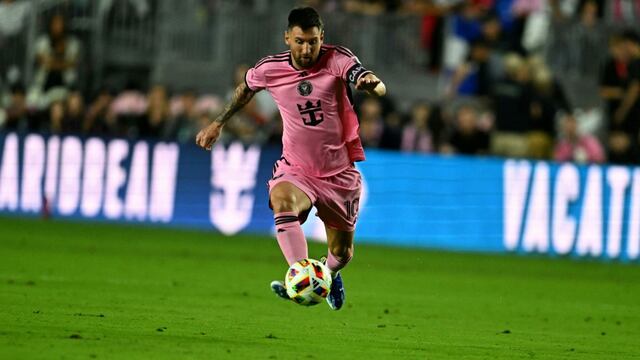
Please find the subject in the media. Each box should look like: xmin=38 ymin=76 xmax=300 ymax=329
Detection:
xmin=195 ymin=81 xmax=256 ymax=150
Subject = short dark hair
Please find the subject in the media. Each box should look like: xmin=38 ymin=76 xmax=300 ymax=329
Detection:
xmin=288 ymin=7 xmax=323 ymax=31
xmin=10 ymin=83 xmax=26 ymax=95
xmin=622 ymin=29 xmax=640 ymax=45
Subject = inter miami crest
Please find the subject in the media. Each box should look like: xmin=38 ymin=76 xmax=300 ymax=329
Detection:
xmin=297 ymin=80 xmax=313 ymax=96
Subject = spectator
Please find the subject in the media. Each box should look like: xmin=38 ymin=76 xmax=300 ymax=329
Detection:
xmin=600 ymin=33 xmax=636 ymax=163
xmin=2 ymin=83 xmax=29 ymax=131
xmin=490 ymin=53 xmax=531 ymax=158
xmin=194 ymin=94 xmax=221 ymax=119
xmin=493 ymin=0 xmax=528 ymax=54
xmin=542 ymin=0 xmax=605 ymax=77
xmin=164 ymin=90 xmax=222 ymax=144
xmin=358 ymin=96 xmax=384 ymax=148
xmin=527 ymin=65 xmax=560 ymax=159
xmin=448 ymin=39 xmax=494 ymax=98
xmin=108 ymin=82 xmax=147 ymax=138
xmin=142 ymin=84 xmax=170 ymax=138
xmin=617 ymin=30 xmax=640 ymax=144
xmin=554 ymin=115 xmax=605 ymax=163
xmin=479 ymin=14 xmax=504 ymax=50
xmin=517 ymin=0 xmax=551 ymax=56
xmin=600 ymin=33 xmax=629 ymax=123
xmin=548 ymin=0 xmax=581 ymax=21
xmin=444 ymin=104 xmax=490 ymax=155
xmin=83 ymin=88 xmax=114 ymax=135
xmin=49 ymin=100 xmax=65 ymax=134
xmin=569 ymin=0 xmax=607 ymax=76
xmin=165 ymin=90 xmax=199 ymax=142
xmin=451 ymin=1 xmax=489 ymax=43
xmin=402 ymin=101 xmax=435 ymax=153
xmin=527 ymin=55 xmax=572 ymax=113
xmin=32 ymin=14 xmax=81 ymax=100
xmin=64 ymin=89 xmax=84 ymax=133
xmin=409 ymin=0 xmax=460 ymax=72
xmin=378 ymin=112 xmax=403 ymax=150
xmin=355 ymin=87 xmax=397 ymax=121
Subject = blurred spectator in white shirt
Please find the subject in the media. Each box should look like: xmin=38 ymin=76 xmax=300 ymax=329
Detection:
xmin=31 ymin=13 xmax=81 ymax=106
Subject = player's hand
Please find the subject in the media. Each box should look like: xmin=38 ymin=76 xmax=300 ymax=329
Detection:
xmin=195 ymin=121 xmax=223 ymax=150
xmin=356 ymin=74 xmax=381 ymax=92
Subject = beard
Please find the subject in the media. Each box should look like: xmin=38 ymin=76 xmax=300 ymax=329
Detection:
xmin=295 ymin=54 xmax=316 ymax=68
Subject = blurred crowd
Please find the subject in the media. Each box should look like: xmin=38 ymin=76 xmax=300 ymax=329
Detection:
xmin=1 ymin=0 xmax=640 ymax=165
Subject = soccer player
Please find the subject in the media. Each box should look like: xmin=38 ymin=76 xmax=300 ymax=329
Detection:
xmin=195 ymin=7 xmax=386 ymax=310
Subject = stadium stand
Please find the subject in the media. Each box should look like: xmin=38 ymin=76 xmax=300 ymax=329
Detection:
xmin=1 ymin=0 xmax=640 ymax=164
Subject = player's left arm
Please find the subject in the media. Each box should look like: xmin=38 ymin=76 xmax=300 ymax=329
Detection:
xmin=335 ymin=47 xmax=386 ymax=97
xmin=356 ymin=72 xmax=386 ymax=97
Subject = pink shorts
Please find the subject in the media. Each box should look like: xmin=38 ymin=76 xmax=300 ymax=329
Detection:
xmin=267 ymin=157 xmax=362 ymax=232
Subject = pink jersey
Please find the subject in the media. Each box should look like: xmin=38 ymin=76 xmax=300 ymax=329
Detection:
xmin=245 ymin=45 xmax=371 ymax=177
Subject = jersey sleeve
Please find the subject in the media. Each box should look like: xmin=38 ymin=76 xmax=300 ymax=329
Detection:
xmin=245 ymin=63 xmax=267 ymax=91
xmin=330 ymin=46 xmax=372 ymax=85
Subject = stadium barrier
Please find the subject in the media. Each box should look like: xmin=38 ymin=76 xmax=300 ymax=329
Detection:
xmin=0 ymin=131 xmax=638 ymax=262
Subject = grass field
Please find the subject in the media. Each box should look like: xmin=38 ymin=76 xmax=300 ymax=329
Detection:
xmin=1 ymin=216 xmax=639 ymax=359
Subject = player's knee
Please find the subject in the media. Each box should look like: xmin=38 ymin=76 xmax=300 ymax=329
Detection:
xmin=270 ymin=190 xmax=301 ymax=214
xmin=329 ymin=243 xmax=353 ymax=262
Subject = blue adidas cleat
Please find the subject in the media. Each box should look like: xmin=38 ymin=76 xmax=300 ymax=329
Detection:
xmin=326 ymin=272 xmax=345 ymax=310
xmin=270 ymin=280 xmax=290 ymax=300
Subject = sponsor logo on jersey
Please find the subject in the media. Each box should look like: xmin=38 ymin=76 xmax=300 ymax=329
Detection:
xmin=297 ymin=100 xmax=324 ymax=126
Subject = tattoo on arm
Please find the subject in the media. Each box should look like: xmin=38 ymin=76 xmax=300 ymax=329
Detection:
xmin=214 ymin=82 xmax=256 ymax=125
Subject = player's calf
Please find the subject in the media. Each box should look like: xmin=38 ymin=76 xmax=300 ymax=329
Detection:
xmin=326 ymin=244 xmax=353 ymax=277
xmin=274 ymin=211 xmax=308 ymax=265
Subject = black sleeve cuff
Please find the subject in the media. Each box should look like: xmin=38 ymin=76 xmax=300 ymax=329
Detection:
xmin=345 ymin=63 xmax=370 ymax=84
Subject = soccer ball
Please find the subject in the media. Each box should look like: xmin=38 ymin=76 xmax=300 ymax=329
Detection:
xmin=285 ymin=258 xmax=332 ymax=306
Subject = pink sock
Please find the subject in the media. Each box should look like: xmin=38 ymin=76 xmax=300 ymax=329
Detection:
xmin=326 ymin=247 xmax=353 ymax=275
xmin=274 ymin=212 xmax=308 ymax=265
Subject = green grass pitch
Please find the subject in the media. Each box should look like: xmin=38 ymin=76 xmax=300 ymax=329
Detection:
xmin=1 ymin=216 xmax=639 ymax=359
